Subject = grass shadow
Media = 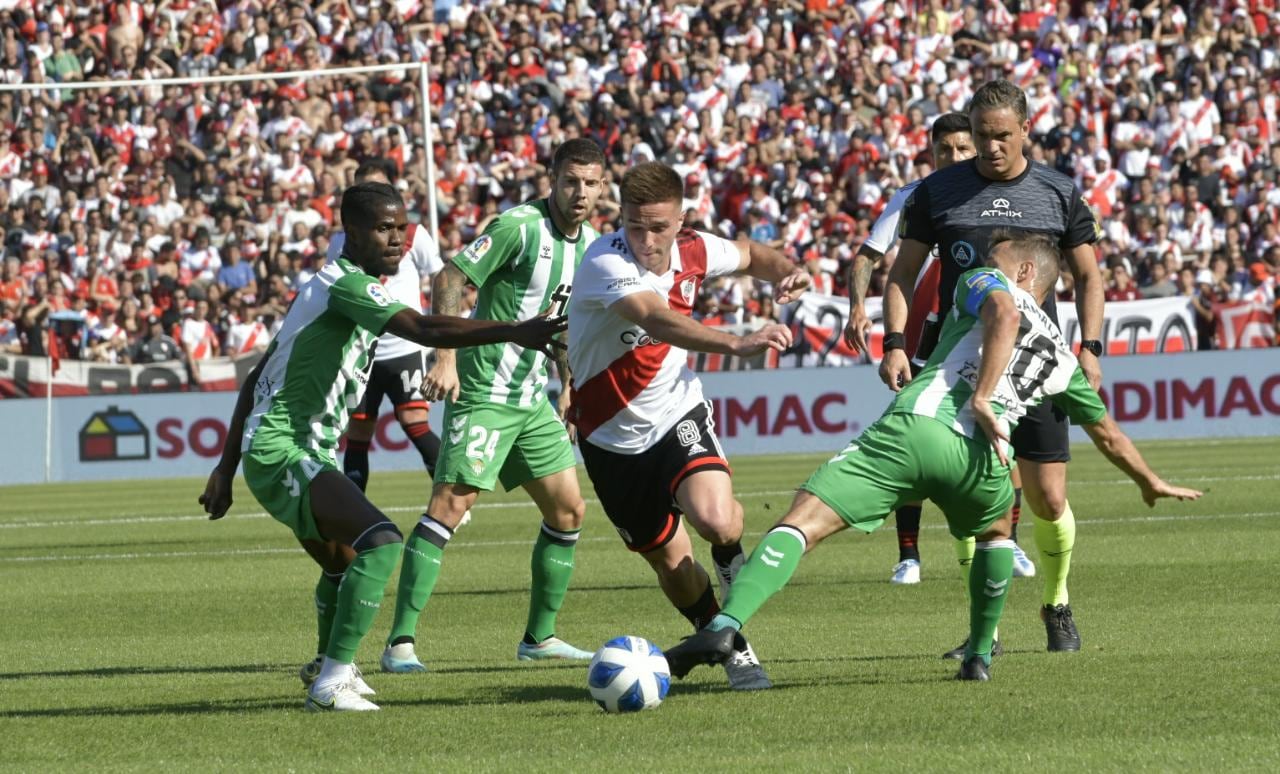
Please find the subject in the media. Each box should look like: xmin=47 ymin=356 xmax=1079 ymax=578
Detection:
xmin=0 ymin=662 xmax=293 ymax=681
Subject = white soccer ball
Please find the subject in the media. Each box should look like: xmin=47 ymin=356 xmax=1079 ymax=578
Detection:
xmin=587 ymin=636 xmax=671 ymax=713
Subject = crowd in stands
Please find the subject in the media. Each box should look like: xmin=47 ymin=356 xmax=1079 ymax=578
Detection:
xmin=2 ymin=0 xmax=1278 ymax=374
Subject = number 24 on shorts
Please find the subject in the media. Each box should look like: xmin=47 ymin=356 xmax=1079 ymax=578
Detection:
xmin=466 ymin=426 xmax=502 ymax=462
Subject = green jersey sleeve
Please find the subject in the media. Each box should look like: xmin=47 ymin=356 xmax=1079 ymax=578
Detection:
xmin=954 ymin=268 xmax=1012 ymax=319
xmin=328 ymin=271 xmax=410 ymax=334
xmin=451 ymin=215 xmax=525 ymax=287
xmin=1049 ymin=367 xmax=1108 ymax=426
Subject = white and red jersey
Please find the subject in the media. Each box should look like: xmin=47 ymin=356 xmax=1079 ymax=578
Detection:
xmin=1219 ymin=139 xmax=1254 ymax=178
xmin=181 ymin=245 xmax=222 ymax=282
xmin=181 ymin=317 xmax=219 ymax=360
xmin=1092 ymin=167 xmax=1128 ymax=209
xmin=271 ymin=162 xmax=315 ymax=189
xmin=860 ymin=179 xmax=940 ymax=364
xmin=1028 ymin=91 xmax=1059 ymax=136
xmin=226 ymin=318 xmax=269 ymax=355
xmin=1178 ymin=96 xmax=1220 ymax=145
xmin=327 ymin=222 xmax=442 ymax=360
xmin=1113 ymin=120 xmax=1154 ymax=177
xmin=568 ymin=229 xmax=741 ymax=453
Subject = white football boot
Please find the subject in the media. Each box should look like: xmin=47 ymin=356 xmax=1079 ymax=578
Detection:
xmin=890 ymin=558 xmax=921 ymax=585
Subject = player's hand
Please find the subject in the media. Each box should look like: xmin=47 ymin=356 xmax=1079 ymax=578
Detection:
xmin=878 ymin=348 xmax=912 ymax=392
xmin=970 ymin=396 xmax=1011 ymax=468
xmin=732 ymin=322 xmax=793 ymax=356
xmin=774 ymin=269 xmax=811 ymax=304
xmin=1078 ymin=349 xmax=1103 ymax=391
xmin=557 ymin=388 xmax=578 ymax=445
xmin=514 ymin=309 xmax=569 ymax=360
xmin=199 ymin=467 xmax=234 ymax=521
xmin=843 ymin=303 xmax=872 ymax=355
xmin=1140 ymin=479 xmax=1203 ymax=507
xmin=422 ymin=351 xmax=460 ymax=403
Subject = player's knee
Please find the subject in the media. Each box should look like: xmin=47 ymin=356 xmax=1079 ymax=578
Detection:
xmin=1031 ymin=488 xmax=1068 ymax=520
xmin=687 ymin=500 xmax=743 ymax=545
xmin=346 ymin=418 xmax=375 ymax=443
xmin=353 ymin=521 xmax=403 ymax=552
xmin=427 ymin=485 xmax=477 ymax=526
xmin=544 ymin=497 xmax=586 ymax=531
xmin=395 ymin=406 xmax=429 ymax=426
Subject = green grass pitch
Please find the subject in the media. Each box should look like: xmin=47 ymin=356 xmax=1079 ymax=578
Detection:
xmin=2 ymin=438 xmax=1278 ymax=771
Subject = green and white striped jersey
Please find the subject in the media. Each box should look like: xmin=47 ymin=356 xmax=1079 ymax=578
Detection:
xmin=451 ymin=199 xmax=597 ymax=408
xmin=243 ymin=257 xmax=409 ymax=458
xmin=888 ymin=268 xmax=1106 ymax=444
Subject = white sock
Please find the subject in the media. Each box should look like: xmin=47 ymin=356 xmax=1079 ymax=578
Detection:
xmin=314 ymin=657 xmax=353 ymax=691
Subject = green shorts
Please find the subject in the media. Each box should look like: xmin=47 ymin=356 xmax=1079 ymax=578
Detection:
xmin=242 ymin=446 xmax=338 ymax=543
xmin=434 ymin=398 xmax=575 ymax=492
xmin=801 ymin=413 xmax=1014 ymax=540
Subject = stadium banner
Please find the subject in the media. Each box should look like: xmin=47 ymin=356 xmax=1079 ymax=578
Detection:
xmin=771 ymin=293 xmax=1200 ymax=368
xmin=0 ymin=350 xmax=1275 ymax=485
xmin=1214 ymin=298 xmax=1276 ymax=349
xmin=0 ymin=354 xmax=257 ymax=398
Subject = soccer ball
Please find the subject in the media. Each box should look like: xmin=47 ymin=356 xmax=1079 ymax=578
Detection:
xmin=587 ymin=636 xmax=671 ymax=713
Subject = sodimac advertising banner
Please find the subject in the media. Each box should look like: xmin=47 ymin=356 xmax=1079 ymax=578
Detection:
xmin=0 ymin=349 xmax=1275 ymax=486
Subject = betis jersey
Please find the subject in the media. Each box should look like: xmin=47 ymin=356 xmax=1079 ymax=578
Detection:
xmin=243 ymin=257 xmax=409 ymax=458
xmin=451 ymin=198 xmax=598 ymax=408
xmin=888 ymin=268 xmax=1106 ymax=446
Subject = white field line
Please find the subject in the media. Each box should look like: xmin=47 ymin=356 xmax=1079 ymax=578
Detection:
xmin=1 ymin=510 xmax=1276 ymax=564
xmin=1 ymin=473 xmax=1277 ymax=531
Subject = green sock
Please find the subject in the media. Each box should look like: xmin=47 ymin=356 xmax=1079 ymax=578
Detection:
xmin=314 ymin=571 xmax=342 ymax=656
xmin=1034 ymin=503 xmax=1076 ymax=606
xmin=966 ymin=541 xmax=1014 ymax=665
xmin=954 ymin=536 xmax=976 ymax=583
xmin=386 ymin=520 xmax=451 ymax=646
xmin=326 ymin=542 xmax=400 ymax=664
xmin=525 ymin=525 xmax=580 ymax=643
xmin=721 ymin=526 xmax=807 ymax=627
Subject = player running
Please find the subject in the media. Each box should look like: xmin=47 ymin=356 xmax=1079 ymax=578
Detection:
xmin=567 ymin=161 xmax=809 ymax=690
xmin=379 ymin=139 xmax=606 ymax=672
xmin=328 ymin=160 xmax=447 ymax=497
xmin=665 ymin=230 xmax=1201 ymax=683
xmin=199 ymin=182 xmax=565 ymax=711
xmin=883 ymin=80 xmax=1106 ymax=653
xmin=845 ymin=112 xmax=1036 ymax=586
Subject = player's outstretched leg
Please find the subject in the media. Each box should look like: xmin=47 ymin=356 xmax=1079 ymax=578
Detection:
xmin=300 ymin=570 xmax=343 ymax=687
xmin=343 ymin=439 xmax=371 ymax=492
xmin=1009 ymin=486 xmax=1036 ymax=577
xmin=517 ymin=468 xmax=592 ymax=661
xmin=942 ymin=536 xmax=1003 ymax=660
xmin=957 ymin=539 xmax=1014 ymax=681
xmin=381 ymin=513 xmax=454 ymax=673
xmin=1023 ymin=459 xmax=1080 ymax=652
xmin=676 ymin=470 xmax=768 ymax=690
xmin=890 ymin=503 xmax=922 ymax=584
xmin=302 ymin=473 xmax=404 ymax=712
xmin=1035 ymin=501 xmax=1080 ymax=651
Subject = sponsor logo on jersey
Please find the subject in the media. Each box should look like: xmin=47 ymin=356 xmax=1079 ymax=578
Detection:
xmin=366 ymin=283 xmax=392 ymax=307
xmin=951 ymin=240 xmax=978 ymax=268
xmin=611 ymin=237 xmax=628 ymax=253
xmin=620 ymin=329 xmax=663 ymax=347
xmin=980 ymin=197 xmax=1023 ymax=218
xmin=540 ymin=244 xmax=553 ymax=261
xmin=608 ymin=276 xmax=640 ymax=291
xmin=463 ymin=234 xmax=492 ymax=263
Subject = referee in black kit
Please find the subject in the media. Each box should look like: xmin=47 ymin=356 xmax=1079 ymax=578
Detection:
xmin=880 ymin=79 xmax=1106 ymax=655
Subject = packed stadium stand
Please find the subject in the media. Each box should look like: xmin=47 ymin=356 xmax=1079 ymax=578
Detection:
xmin=1 ymin=0 xmax=1277 ymax=379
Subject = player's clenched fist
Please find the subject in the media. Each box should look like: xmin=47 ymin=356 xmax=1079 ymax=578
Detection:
xmin=733 ymin=323 xmax=793 ymax=356
xmin=878 ymin=348 xmax=912 ymax=392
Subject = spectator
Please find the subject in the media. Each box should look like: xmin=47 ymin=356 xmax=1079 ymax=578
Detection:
xmin=131 ymin=314 xmax=182 ymax=363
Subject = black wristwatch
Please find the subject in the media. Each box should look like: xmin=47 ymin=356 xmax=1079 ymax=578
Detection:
xmin=1080 ymin=339 xmax=1103 ymax=357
